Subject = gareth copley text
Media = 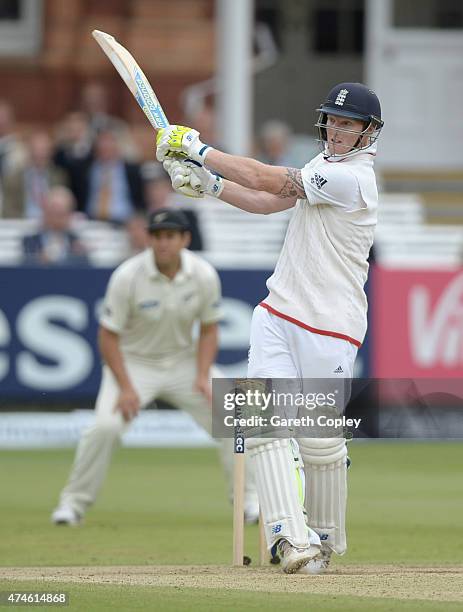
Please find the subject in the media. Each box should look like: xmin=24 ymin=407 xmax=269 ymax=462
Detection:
xmin=224 ymin=414 xmax=362 ymax=429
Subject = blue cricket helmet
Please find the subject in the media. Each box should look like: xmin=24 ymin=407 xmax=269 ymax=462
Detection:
xmin=317 ymin=82 xmax=383 ymax=124
xmin=315 ymin=82 xmax=384 ymax=157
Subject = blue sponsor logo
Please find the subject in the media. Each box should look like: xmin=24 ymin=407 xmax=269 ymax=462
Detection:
xmin=320 ymin=533 xmax=329 ymax=541
xmin=135 ymin=91 xmax=147 ymax=111
xmin=134 ymin=70 xmax=168 ymax=128
xmin=272 ymin=524 xmax=282 ymax=534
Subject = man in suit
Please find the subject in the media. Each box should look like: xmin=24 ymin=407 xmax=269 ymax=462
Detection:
xmin=80 ymin=82 xmax=137 ymax=160
xmin=53 ymin=112 xmax=93 ymax=211
xmin=22 ymin=186 xmax=88 ymax=266
xmin=0 ymin=100 xmax=26 ymax=180
xmin=83 ymin=129 xmax=143 ymax=224
xmin=2 ymin=131 xmax=68 ymax=218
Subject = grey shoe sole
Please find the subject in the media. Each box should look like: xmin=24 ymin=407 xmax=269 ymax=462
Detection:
xmin=282 ymin=544 xmax=321 ymax=574
xmin=283 ymin=557 xmax=311 ymax=574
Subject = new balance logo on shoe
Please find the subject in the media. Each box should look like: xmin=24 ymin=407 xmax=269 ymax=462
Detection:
xmin=310 ymin=172 xmax=328 ymax=190
xmin=333 ymin=365 xmax=343 ymax=373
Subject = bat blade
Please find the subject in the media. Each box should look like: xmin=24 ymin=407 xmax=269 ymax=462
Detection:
xmin=92 ymin=29 xmax=169 ymax=131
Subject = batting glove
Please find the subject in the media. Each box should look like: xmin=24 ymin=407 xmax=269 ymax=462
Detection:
xmin=163 ymin=159 xmax=223 ymax=198
xmin=156 ymin=125 xmax=212 ymax=164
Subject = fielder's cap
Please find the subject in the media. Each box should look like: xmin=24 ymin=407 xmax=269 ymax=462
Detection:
xmin=147 ymin=209 xmax=190 ymax=232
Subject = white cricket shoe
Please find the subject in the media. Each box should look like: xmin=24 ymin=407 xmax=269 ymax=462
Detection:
xmin=51 ymin=505 xmax=82 ymax=526
xmin=298 ymin=544 xmax=333 ymax=575
xmin=277 ymin=539 xmax=320 ymax=574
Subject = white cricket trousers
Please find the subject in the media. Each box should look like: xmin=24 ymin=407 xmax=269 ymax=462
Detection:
xmin=247 ymin=306 xmax=357 ymax=553
xmin=248 ymin=305 xmax=357 ymax=379
xmin=59 ymin=354 xmax=249 ymax=515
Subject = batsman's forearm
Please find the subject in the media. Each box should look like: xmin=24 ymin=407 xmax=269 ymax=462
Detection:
xmin=219 ymin=180 xmax=296 ymax=214
xmin=197 ymin=324 xmax=218 ymax=378
xmin=219 ymin=181 xmax=269 ymax=214
xmin=206 ymin=149 xmax=283 ymax=193
xmin=98 ymin=326 xmax=133 ymax=390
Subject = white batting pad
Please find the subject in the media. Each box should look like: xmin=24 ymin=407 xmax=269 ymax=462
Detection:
xmin=298 ymin=437 xmax=348 ymax=555
xmin=247 ymin=437 xmax=318 ymax=550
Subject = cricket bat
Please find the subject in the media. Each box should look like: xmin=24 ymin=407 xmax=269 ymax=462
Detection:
xmin=92 ymin=29 xmax=169 ymax=131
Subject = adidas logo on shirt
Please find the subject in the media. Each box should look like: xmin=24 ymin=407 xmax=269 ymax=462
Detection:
xmin=310 ymin=172 xmax=328 ymax=190
xmin=333 ymin=365 xmax=344 ymax=374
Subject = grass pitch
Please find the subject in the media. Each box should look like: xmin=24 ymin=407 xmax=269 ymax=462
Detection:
xmin=0 ymin=442 xmax=462 ymax=610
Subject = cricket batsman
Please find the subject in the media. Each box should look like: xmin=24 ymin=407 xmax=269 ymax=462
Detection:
xmin=156 ymin=82 xmax=384 ymax=574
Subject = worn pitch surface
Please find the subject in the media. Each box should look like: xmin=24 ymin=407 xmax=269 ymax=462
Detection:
xmin=1 ymin=565 xmax=462 ymax=603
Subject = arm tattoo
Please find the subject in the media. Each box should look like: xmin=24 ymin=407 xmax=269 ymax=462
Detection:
xmin=277 ymin=168 xmax=306 ymax=199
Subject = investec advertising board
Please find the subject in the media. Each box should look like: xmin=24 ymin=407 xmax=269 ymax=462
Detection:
xmin=0 ymin=267 xmax=260 ymax=398
xmin=0 ymin=265 xmax=375 ymax=400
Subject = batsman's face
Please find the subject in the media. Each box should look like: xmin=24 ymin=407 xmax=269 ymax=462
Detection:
xmin=149 ymin=229 xmax=190 ymax=265
xmin=325 ymin=114 xmax=366 ymax=155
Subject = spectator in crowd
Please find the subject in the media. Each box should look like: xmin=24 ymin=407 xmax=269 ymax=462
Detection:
xmin=80 ymin=82 xmax=137 ymax=159
xmin=2 ymin=131 xmax=68 ymax=218
xmin=125 ymin=213 xmax=149 ymax=257
xmin=185 ymin=103 xmax=227 ymax=175
xmin=84 ymin=129 xmax=144 ymax=224
xmin=54 ymin=112 xmax=93 ymax=210
xmin=22 ymin=186 xmax=88 ymax=266
xmin=258 ymin=120 xmax=291 ymax=165
xmin=258 ymin=119 xmax=318 ymax=168
xmin=187 ymin=104 xmax=220 ymax=149
xmin=143 ymin=162 xmax=174 ymax=210
xmin=143 ymin=162 xmax=203 ymax=251
xmin=0 ymin=99 xmax=26 ymax=180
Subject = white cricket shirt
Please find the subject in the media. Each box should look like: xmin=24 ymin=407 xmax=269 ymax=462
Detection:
xmin=100 ymin=248 xmax=222 ymax=362
xmin=263 ymin=147 xmax=378 ymax=346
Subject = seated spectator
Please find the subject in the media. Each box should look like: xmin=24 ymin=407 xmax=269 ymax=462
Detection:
xmin=22 ymin=186 xmax=88 ymax=266
xmin=0 ymin=99 xmax=26 ymax=180
xmin=143 ymin=162 xmax=174 ymax=209
xmin=2 ymin=131 xmax=68 ymax=218
xmin=54 ymin=112 xmax=93 ymax=211
xmin=80 ymin=82 xmax=137 ymax=160
xmin=125 ymin=213 xmax=149 ymax=256
xmin=186 ymin=104 xmax=222 ymax=150
xmin=258 ymin=119 xmax=318 ymax=168
xmin=143 ymin=162 xmax=203 ymax=251
xmin=184 ymin=103 xmax=226 ymax=174
xmin=84 ymin=129 xmax=143 ymax=224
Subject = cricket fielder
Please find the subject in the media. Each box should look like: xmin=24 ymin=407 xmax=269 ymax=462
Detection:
xmin=52 ymin=209 xmax=259 ymax=525
xmin=156 ymin=83 xmax=384 ymax=573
